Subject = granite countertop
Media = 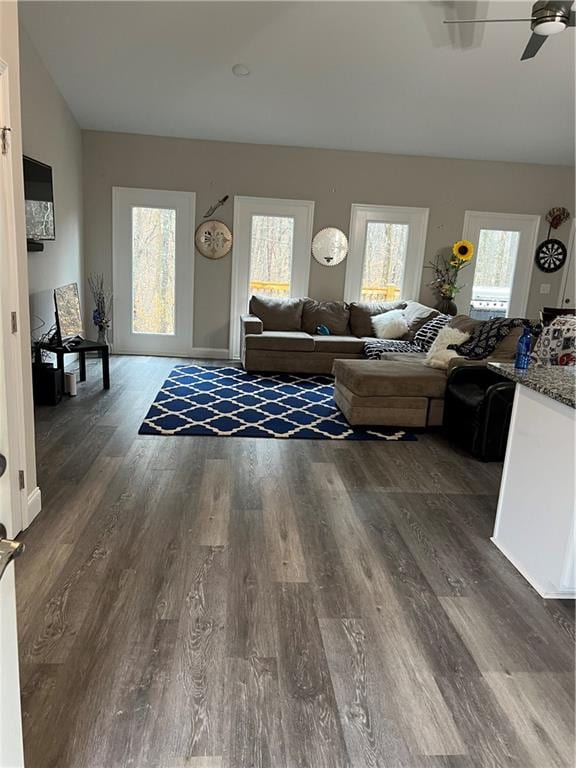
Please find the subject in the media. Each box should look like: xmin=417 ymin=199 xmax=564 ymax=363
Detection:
xmin=488 ymin=362 xmax=576 ymax=409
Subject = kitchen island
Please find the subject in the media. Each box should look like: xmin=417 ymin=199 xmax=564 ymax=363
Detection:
xmin=489 ymin=362 xmax=575 ymax=598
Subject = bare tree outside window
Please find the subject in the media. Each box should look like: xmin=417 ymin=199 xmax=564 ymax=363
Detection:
xmin=361 ymin=222 xmax=409 ymax=301
xmin=132 ymin=206 xmax=176 ymax=335
xmin=249 ymin=215 xmax=294 ymax=296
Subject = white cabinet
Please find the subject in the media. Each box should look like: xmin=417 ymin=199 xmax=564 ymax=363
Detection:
xmin=492 ymin=384 xmax=576 ymax=598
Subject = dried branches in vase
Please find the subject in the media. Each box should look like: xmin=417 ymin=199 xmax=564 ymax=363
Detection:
xmin=88 ymin=273 xmax=113 ymax=345
xmin=428 ymin=240 xmax=474 ymax=316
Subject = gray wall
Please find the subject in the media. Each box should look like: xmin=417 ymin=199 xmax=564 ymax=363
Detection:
xmin=20 ymin=27 xmax=83 ymax=340
xmin=83 ymin=131 xmax=574 ymax=351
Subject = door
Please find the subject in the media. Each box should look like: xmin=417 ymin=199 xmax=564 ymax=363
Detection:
xmin=344 ymin=204 xmax=429 ymax=304
xmin=459 ymin=211 xmax=541 ymax=319
xmin=229 ymin=196 xmax=315 ymax=359
xmin=559 ymin=219 xmax=575 ymax=308
xmin=113 ymin=187 xmax=195 ymax=355
xmin=0 ymin=58 xmax=26 ymax=768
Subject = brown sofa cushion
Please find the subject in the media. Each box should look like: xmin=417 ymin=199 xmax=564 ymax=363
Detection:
xmin=349 ymin=301 xmax=407 ymax=337
xmin=302 ymin=299 xmax=350 ymax=335
xmin=487 ymin=325 xmax=523 ymax=361
xmin=249 ymin=295 xmax=304 ymax=331
xmin=333 ymin=359 xmax=447 ymax=398
xmin=312 ymin=335 xmax=365 ymax=353
xmin=449 ymin=314 xmax=484 ymax=335
xmin=244 ymin=331 xmax=314 ymax=352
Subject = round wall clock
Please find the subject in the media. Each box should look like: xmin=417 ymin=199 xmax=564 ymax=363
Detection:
xmin=195 ymin=220 xmax=233 ymax=259
xmin=535 ymin=238 xmax=567 ymax=273
xmin=311 ymin=227 xmax=349 ymax=266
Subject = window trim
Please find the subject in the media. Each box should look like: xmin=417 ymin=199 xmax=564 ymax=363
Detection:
xmin=344 ymin=203 xmax=430 ymax=304
xmin=460 ymin=210 xmax=541 ymax=318
xmin=229 ymin=195 xmax=315 ymax=359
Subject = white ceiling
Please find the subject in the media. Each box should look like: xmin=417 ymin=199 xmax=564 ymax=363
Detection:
xmin=19 ymin=1 xmax=575 ymax=165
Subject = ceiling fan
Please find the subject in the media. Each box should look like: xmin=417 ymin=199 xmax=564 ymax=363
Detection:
xmin=443 ymin=1 xmax=575 ymax=59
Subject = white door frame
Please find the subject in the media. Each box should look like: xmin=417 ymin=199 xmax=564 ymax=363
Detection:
xmin=559 ymin=218 xmax=575 ymax=307
xmin=460 ymin=211 xmax=541 ymax=317
xmin=112 ymin=187 xmax=195 ymax=356
xmin=0 ymin=55 xmax=25 ymax=768
xmin=229 ymin=195 xmax=315 ymax=359
xmin=344 ymin=203 xmax=430 ymax=303
xmin=0 ymin=58 xmax=27 ymax=535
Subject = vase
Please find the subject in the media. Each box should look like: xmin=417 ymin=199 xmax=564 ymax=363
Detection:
xmin=436 ymin=298 xmax=458 ymax=316
xmin=96 ymin=326 xmax=109 ymax=346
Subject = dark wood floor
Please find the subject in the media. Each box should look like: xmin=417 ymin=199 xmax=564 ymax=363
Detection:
xmin=16 ymin=355 xmax=575 ymax=768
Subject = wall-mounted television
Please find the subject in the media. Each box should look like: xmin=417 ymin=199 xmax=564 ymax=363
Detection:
xmin=23 ymin=155 xmax=55 ymax=242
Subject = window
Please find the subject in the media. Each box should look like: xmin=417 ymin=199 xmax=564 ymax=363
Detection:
xmin=470 ymin=229 xmax=520 ymax=319
xmin=459 ymin=212 xmax=541 ymax=319
xmin=249 ymin=215 xmax=295 ymax=297
xmin=229 ymin=196 xmax=315 ymax=358
xmin=112 ymin=187 xmax=195 ymax=356
xmin=345 ymin=204 xmax=429 ymax=304
xmin=131 ymin=206 xmax=176 ymax=335
xmin=361 ymin=222 xmax=409 ymax=302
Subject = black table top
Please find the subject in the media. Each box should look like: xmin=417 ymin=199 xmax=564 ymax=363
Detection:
xmin=38 ymin=339 xmax=109 ymax=353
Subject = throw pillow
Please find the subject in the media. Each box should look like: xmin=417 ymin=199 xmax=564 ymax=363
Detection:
xmin=413 ymin=314 xmax=452 ymax=352
xmin=403 ymin=301 xmax=440 ymax=338
xmin=348 ymin=300 xmax=407 ymax=337
xmin=249 ymin=295 xmax=304 ymax=331
xmin=450 ymin=318 xmax=526 ymax=360
xmin=364 ymin=339 xmax=422 ymax=359
xmin=424 ymin=327 xmax=470 ymax=369
xmin=371 ymin=309 xmax=409 ymax=339
xmin=301 ymin=299 xmax=350 ymax=335
xmin=530 ymin=316 xmax=576 ymax=367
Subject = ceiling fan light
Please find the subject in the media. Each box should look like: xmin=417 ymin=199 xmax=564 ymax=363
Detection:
xmin=534 ymin=19 xmax=567 ymax=35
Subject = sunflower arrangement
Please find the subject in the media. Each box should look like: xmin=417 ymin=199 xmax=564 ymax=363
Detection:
xmin=429 ymin=240 xmax=474 ymax=301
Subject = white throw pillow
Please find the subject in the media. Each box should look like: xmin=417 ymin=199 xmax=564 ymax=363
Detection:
xmin=371 ymin=309 xmax=409 ymax=340
xmin=403 ymin=300 xmax=437 ymax=328
xmin=424 ymin=327 xmax=470 ymax=369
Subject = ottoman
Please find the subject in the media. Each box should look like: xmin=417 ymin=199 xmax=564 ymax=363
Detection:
xmin=333 ymin=359 xmax=448 ymax=428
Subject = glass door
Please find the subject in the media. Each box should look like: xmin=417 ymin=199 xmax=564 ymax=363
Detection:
xmin=113 ymin=188 xmax=195 ymax=355
xmin=459 ymin=212 xmax=541 ymax=319
xmin=229 ymin=196 xmax=314 ymax=358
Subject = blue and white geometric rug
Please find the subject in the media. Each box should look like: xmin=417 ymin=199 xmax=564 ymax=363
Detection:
xmin=138 ymin=365 xmax=415 ymax=441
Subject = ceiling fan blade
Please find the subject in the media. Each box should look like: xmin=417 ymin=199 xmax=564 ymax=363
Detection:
xmin=568 ymin=10 xmax=576 ymax=25
xmin=443 ymin=18 xmax=533 ymax=24
xmin=521 ymin=33 xmax=548 ymax=60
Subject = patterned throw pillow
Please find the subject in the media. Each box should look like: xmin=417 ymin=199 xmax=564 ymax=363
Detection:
xmin=450 ymin=318 xmax=526 ymax=360
xmin=413 ymin=314 xmax=452 ymax=352
xmin=530 ymin=316 xmax=576 ymax=366
xmin=363 ymin=339 xmax=422 ymax=359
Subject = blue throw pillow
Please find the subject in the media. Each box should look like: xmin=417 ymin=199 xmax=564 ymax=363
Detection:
xmin=316 ymin=324 xmax=331 ymax=335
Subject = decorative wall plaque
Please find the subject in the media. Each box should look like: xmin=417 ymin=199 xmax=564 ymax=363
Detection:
xmin=311 ymin=227 xmax=348 ymax=266
xmin=195 ymin=220 xmax=232 ymax=259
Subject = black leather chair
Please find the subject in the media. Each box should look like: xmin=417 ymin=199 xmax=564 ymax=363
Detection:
xmin=443 ymin=366 xmax=516 ymax=462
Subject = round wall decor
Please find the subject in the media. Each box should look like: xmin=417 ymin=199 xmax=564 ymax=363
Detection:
xmin=535 ymin=238 xmax=567 ymax=273
xmin=311 ymin=227 xmax=348 ymax=267
xmin=195 ymin=220 xmax=232 ymax=259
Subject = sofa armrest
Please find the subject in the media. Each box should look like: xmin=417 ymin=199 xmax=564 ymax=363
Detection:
xmin=241 ymin=314 xmax=263 ymax=335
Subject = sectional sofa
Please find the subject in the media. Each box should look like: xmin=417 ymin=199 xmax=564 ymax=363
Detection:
xmin=240 ymin=295 xmax=524 ymax=428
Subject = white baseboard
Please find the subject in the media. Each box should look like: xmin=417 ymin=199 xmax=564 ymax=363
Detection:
xmin=26 ymin=486 xmax=42 ymax=527
xmin=190 ymin=348 xmax=230 ymax=360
